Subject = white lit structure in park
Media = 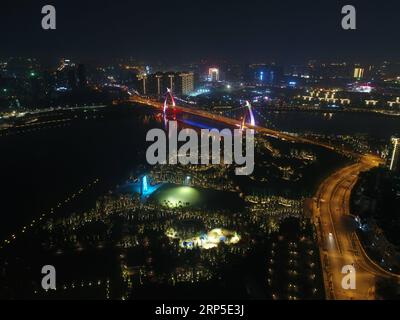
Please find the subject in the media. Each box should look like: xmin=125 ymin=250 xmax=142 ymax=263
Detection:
xmin=166 ymin=228 xmax=241 ymax=250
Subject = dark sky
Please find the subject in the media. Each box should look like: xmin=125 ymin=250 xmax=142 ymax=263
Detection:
xmin=1 ymin=0 xmax=399 ymax=64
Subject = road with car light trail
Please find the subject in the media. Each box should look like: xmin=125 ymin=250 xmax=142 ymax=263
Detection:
xmin=312 ymin=156 xmax=400 ymax=300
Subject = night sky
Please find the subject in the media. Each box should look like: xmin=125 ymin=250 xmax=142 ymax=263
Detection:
xmin=1 ymin=0 xmax=399 ymax=64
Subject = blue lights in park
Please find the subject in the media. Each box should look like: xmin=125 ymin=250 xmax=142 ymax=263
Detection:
xmin=121 ymin=174 xmax=197 ymax=202
xmin=139 ymin=175 xmax=163 ymax=198
xmin=142 ymin=175 xmax=148 ymax=193
xmin=188 ymin=88 xmax=211 ymax=97
xmin=121 ymin=175 xmax=163 ymax=200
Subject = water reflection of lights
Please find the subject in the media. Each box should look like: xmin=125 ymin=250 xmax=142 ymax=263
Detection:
xmin=166 ymin=228 xmax=240 ymax=250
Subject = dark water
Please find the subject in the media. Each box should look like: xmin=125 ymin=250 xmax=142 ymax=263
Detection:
xmin=0 ymin=105 xmax=249 ymax=238
xmin=0 ymin=106 xmax=158 ymax=237
xmin=255 ymin=109 xmax=400 ymax=138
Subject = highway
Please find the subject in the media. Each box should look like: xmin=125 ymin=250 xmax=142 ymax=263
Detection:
xmin=312 ymin=156 xmax=400 ymax=299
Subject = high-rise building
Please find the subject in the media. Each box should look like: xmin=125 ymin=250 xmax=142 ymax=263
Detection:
xmin=155 ymin=73 xmax=163 ymax=96
xmin=67 ymin=69 xmax=77 ymax=90
xmin=208 ymin=68 xmax=220 ymax=82
xmin=307 ymin=62 xmax=350 ymax=80
xmin=55 ymin=58 xmax=83 ymax=90
xmin=223 ymin=64 xmax=245 ymax=83
xmin=246 ymin=63 xmax=283 ymax=85
xmin=166 ymin=73 xmax=175 ymax=92
xmin=354 ymin=67 xmax=364 ymax=79
xmin=177 ymin=72 xmax=194 ymax=95
xmin=136 ymin=74 xmax=148 ymax=95
xmin=77 ymin=64 xmax=87 ymax=88
xmin=389 ymin=137 xmax=400 ymax=172
xmin=135 ymin=72 xmax=195 ymax=97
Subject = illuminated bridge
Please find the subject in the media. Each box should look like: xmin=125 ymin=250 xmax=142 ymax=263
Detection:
xmin=128 ymin=90 xmax=383 ymax=160
xmin=159 ymin=88 xmax=257 ymax=130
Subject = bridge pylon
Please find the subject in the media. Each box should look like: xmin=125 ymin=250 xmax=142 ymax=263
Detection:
xmin=241 ymin=100 xmax=255 ymax=129
xmin=163 ymin=88 xmax=176 ymax=113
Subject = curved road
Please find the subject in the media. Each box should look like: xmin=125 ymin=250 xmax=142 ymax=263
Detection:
xmin=312 ymin=156 xmax=400 ymax=300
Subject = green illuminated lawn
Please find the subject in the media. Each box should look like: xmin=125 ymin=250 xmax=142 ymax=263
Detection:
xmin=153 ymin=185 xmax=202 ymax=208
